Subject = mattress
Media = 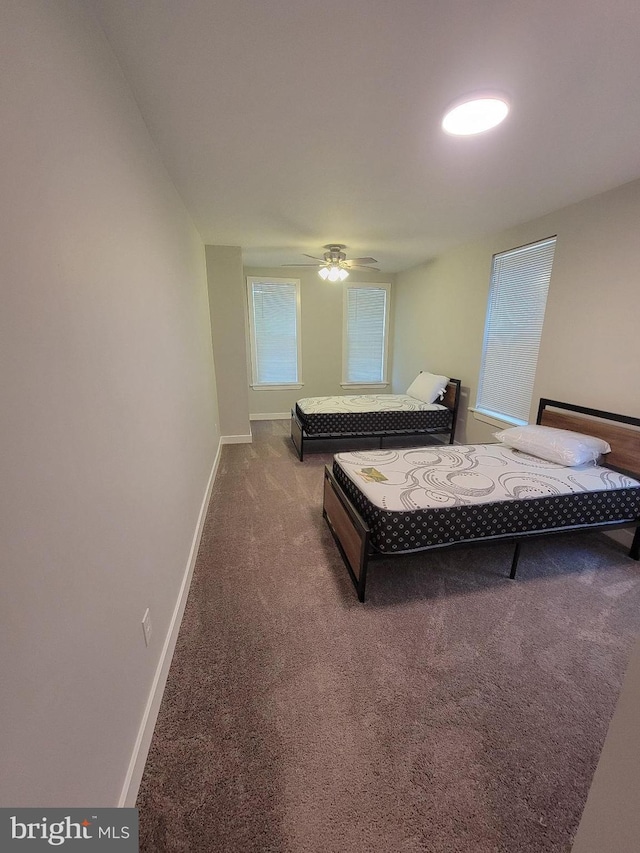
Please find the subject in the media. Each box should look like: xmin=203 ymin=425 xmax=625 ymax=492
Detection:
xmin=332 ymin=444 xmax=640 ymax=553
xmin=295 ymin=394 xmax=450 ymax=436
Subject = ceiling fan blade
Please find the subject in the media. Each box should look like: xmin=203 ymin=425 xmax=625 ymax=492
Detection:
xmin=303 ymin=254 xmax=326 ymax=261
xmin=281 ymin=263 xmax=322 ymax=267
xmin=345 ymin=257 xmax=378 ymax=266
xmin=348 ymin=264 xmax=381 ymax=271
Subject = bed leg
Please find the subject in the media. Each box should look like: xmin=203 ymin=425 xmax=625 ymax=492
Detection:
xmin=510 ymin=542 xmax=521 ymax=579
xmin=357 ymin=562 xmax=368 ymax=602
xmin=630 ymin=525 xmax=640 ymax=561
xmin=290 ymin=411 xmax=304 ymax=461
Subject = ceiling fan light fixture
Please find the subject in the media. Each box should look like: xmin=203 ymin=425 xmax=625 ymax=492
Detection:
xmin=318 ymin=264 xmax=348 ymax=281
xmin=326 ymin=266 xmax=342 ymax=282
xmin=442 ymin=94 xmax=509 ymax=136
xmin=287 ymin=244 xmax=374 ymax=278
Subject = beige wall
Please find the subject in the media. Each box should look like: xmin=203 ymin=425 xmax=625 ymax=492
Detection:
xmin=206 ymin=245 xmax=251 ymax=439
xmin=0 ymin=0 xmax=219 ymax=806
xmin=571 ymin=631 xmax=640 ymax=852
xmin=392 ymin=250 xmax=493 ymax=443
xmin=244 ymin=267 xmax=396 ymax=416
xmin=530 ymin=180 xmax=639 ymax=415
xmin=393 ymin=178 xmax=640 ymax=444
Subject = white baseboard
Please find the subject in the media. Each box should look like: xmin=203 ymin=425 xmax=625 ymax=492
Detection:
xmin=221 ymin=433 xmax=253 ymax=444
xmin=118 ymin=440 xmax=222 ymax=807
xmin=250 ymin=412 xmax=290 ymax=421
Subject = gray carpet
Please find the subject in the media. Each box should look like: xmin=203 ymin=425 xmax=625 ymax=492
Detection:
xmin=137 ymin=421 xmax=640 ymax=852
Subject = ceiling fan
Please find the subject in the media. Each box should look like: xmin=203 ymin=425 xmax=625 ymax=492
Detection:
xmin=283 ymin=244 xmax=379 ymax=280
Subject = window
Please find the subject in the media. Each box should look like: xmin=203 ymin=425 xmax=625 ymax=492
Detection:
xmin=476 ymin=236 xmax=556 ymax=425
xmin=342 ymin=283 xmax=390 ymax=385
xmin=246 ymin=277 xmax=302 ymax=387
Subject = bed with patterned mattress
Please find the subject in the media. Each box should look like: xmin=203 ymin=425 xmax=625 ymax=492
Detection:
xmin=291 ymin=375 xmax=461 ymax=461
xmin=322 ymin=398 xmax=640 ymax=601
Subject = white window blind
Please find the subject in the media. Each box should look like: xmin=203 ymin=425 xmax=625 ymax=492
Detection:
xmin=476 ymin=237 xmax=556 ymax=424
xmin=344 ymin=285 xmax=389 ymax=383
xmin=247 ymin=278 xmax=301 ymax=385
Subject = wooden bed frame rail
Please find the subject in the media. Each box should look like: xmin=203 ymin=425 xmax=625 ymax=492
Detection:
xmin=323 ymin=398 xmax=640 ymax=602
xmin=292 ymin=378 xmax=462 ymax=461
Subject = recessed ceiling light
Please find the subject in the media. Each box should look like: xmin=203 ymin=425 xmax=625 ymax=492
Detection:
xmin=442 ymin=95 xmax=510 ymax=136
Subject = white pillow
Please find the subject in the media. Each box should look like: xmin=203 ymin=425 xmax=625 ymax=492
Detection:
xmin=406 ymin=372 xmax=449 ymax=404
xmin=494 ymin=425 xmax=611 ymax=467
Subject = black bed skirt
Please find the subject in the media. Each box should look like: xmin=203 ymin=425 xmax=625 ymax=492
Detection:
xmin=332 ymin=459 xmax=640 ymax=554
xmin=296 ymin=404 xmax=452 ymax=437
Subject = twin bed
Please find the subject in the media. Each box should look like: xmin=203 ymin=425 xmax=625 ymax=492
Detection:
xmin=322 ymin=398 xmax=640 ymax=601
xmin=291 ymin=375 xmax=461 ymax=461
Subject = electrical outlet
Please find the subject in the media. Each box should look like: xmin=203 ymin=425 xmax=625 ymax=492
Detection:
xmin=142 ymin=609 xmax=152 ymax=647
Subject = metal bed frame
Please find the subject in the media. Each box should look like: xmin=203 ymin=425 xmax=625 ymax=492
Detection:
xmin=323 ymin=398 xmax=640 ymax=602
xmin=291 ymin=378 xmax=461 ymax=461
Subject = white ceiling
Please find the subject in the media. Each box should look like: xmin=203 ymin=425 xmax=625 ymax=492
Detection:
xmin=88 ymin=0 xmax=640 ymax=273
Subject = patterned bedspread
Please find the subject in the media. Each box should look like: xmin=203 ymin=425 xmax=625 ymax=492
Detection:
xmin=297 ymin=394 xmax=443 ymax=414
xmin=332 ymin=444 xmax=640 ymax=553
xmin=295 ymin=395 xmax=449 ymax=436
